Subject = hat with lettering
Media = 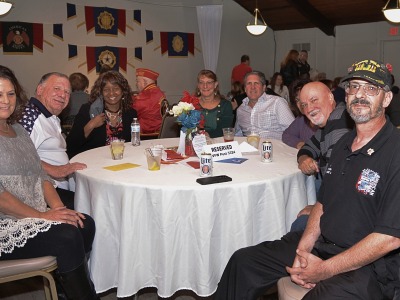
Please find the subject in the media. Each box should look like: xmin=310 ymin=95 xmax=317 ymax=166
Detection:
xmin=340 ymin=59 xmax=392 ymax=90
xmin=136 ymin=68 xmax=159 ymax=81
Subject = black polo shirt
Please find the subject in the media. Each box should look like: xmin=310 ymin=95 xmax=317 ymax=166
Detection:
xmin=319 ymin=119 xmax=400 ymax=249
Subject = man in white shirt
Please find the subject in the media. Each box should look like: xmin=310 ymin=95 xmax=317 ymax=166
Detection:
xmin=235 ymin=71 xmax=294 ymax=140
xmin=19 ymin=72 xmax=86 ymax=209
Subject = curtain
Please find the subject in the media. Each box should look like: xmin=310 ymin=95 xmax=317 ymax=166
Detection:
xmin=196 ymin=5 xmax=223 ymax=72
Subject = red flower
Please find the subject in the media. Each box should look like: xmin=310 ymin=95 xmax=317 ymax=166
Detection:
xmin=386 ymin=63 xmax=393 ymax=73
xmin=180 ymin=91 xmax=202 ymax=110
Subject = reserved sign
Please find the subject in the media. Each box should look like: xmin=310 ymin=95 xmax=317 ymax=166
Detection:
xmin=203 ymin=141 xmax=242 ymax=161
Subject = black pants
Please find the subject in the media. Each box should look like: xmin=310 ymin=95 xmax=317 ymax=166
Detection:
xmin=0 ymin=214 xmax=95 ymax=273
xmin=214 ymin=231 xmax=388 ymax=300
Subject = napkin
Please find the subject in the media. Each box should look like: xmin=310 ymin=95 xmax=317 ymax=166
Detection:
xmin=217 ymin=158 xmax=248 ymax=164
xmin=104 ymin=163 xmax=140 ymax=171
xmin=186 ymin=161 xmax=200 ymax=169
xmin=239 ymin=141 xmax=258 ymax=153
xmin=164 ymin=149 xmax=184 ymax=160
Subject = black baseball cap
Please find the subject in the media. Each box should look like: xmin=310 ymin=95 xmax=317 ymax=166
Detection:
xmin=340 ymin=59 xmax=392 ymax=90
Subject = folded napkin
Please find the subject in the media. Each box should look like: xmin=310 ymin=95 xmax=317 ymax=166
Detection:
xmin=239 ymin=141 xmax=258 ymax=153
xmin=104 ymin=163 xmax=140 ymax=171
xmin=186 ymin=161 xmax=200 ymax=169
xmin=164 ymin=149 xmax=184 ymax=160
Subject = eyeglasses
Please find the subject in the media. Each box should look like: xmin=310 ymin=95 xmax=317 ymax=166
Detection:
xmin=198 ymin=81 xmax=215 ymax=86
xmin=345 ymin=82 xmax=383 ymax=96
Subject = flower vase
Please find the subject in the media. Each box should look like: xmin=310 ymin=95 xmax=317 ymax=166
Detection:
xmin=185 ymin=128 xmax=197 ymax=157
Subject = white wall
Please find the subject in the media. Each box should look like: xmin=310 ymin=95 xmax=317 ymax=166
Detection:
xmin=1 ymin=0 xmax=399 ymax=103
xmin=273 ymin=22 xmax=400 ymax=82
xmin=0 ymin=0 xmax=269 ymax=103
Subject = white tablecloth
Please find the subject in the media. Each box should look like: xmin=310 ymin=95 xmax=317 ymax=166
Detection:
xmin=72 ymin=138 xmax=316 ymax=298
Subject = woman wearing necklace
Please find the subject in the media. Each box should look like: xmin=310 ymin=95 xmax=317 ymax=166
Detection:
xmin=67 ymin=70 xmax=137 ymax=158
xmin=196 ymin=70 xmax=233 ymax=138
xmin=0 ymin=65 xmax=98 ymax=299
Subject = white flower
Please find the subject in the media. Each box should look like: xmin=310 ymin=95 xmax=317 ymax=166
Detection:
xmin=171 ymin=102 xmax=195 ymax=116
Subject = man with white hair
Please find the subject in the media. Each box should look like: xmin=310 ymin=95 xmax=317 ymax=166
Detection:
xmin=19 ymin=72 xmax=86 ymax=209
xmin=132 ymin=68 xmax=166 ymax=134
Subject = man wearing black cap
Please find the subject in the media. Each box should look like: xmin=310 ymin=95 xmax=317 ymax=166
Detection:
xmin=214 ymin=59 xmax=400 ymax=299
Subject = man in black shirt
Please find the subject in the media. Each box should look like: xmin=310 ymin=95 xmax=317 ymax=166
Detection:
xmin=214 ymin=59 xmax=399 ymax=300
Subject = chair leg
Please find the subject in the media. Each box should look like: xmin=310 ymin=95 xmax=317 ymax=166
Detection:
xmin=42 ymin=272 xmax=59 ymax=300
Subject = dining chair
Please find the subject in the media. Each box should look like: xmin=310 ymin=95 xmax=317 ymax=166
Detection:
xmin=160 ymin=99 xmax=170 ymax=117
xmin=277 ymin=276 xmax=310 ymax=300
xmin=0 ymin=256 xmax=58 ymax=300
xmin=140 ymin=99 xmax=172 ymax=140
xmin=158 ymin=114 xmax=180 ymax=139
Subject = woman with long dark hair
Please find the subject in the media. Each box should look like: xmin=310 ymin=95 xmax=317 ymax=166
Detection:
xmin=67 ymin=70 xmax=137 ymax=158
xmin=280 ymin=49 xmax=299 ymax=86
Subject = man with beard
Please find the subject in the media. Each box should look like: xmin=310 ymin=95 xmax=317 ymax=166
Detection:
xmin=289 ymin=81 xmax=353 ymax=231
xmin=297 ymin=82 xmax=353 ymax=179
xmin=214 ymin=59 xmax=400 ymax=299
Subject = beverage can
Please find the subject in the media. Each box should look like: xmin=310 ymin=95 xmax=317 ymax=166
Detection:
xmin=200 ymin=153 xmax=213 ymax=177
xmin=261 ymin=141 xmax=273 ymax=162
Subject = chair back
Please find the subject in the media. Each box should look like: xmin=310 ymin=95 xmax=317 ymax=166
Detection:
xmin=158 ymin=114 xmax=180 ymax=139
xmin=160 ymin=99 xmax=170 ymax=117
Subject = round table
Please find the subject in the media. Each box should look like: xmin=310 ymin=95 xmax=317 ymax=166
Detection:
xmin=71 ymin=137 xmax=316 ymax=298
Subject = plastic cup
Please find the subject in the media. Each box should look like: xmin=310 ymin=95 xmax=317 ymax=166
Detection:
xmin=145 ymin=148 xmax=162 ymax=171
xmin=247 ymin=133 xmax=260 ymax=149
xmin=110 ymin=139 xmax=125 ymax=160
xmin=222 ymin=127 xmax=235 ymax=142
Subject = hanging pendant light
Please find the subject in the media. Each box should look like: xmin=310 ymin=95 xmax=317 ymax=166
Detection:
xmin=246 ymin=1 xmax=267 ymax=36
xmin=383 ymin=0 xmax=400 ymax=23
xmin=0 ymin=0 xmax=12 ymax=16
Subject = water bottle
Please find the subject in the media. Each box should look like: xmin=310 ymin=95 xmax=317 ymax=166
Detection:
xmin=131 ymin=118 xmax=140 ymax=146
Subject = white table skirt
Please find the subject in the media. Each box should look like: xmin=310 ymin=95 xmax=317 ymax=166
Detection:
xmin=72 ymin=138 xmax=316 ymax=298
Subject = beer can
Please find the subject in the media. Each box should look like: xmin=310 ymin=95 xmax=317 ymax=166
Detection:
xmin=200 ymin=153 xmax=213 ymax=177
xmin=261 ymin=141 xmax=273 ymax=163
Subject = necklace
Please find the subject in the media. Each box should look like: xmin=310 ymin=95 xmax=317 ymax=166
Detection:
xmin=0 ymin=123 xmax=10 ymax=133
xmin=105 ymin=110 xmax=120 ymax=121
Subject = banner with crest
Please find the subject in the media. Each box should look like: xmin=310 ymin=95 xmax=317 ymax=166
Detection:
xmin=160 ymin=32 xmax=194 ymax=57
xmin=68 ymin=44 xmax=142 ymax=72
xmin=0 ymin=22 xmax=43 ymax=53
xmin=85 ymin=6 xmax=126 ymax=36
xmin=86 ymin=46 xmax=127 ymax=72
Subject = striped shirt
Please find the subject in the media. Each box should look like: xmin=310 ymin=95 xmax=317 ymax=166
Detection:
xmin=297 ymin=102 xmax=354 ymax=176
xmin=235 ymin=92 xmax=294 ymax=140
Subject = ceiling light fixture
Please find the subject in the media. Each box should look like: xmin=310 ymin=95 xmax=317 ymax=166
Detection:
xmin=383 ymin=0 xmax=400 ymax=23
xmin=0 ymin=0 xmax=12 ymax=16
xmin=246 ymin=1 xmax=267 ymax=36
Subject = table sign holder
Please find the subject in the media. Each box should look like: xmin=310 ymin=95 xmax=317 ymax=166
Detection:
xmin=203 ymin=141 xmax=242 ymax=162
